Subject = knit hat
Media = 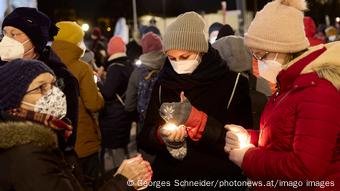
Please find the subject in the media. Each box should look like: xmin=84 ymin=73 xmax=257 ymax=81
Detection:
xmin=213 ymin=36 xmax=252 ymax=72
xmin=54 ymin=21 xmax=84 ymax=45
xmin=0 ymin=59 xmax=54 ymax=111
xmin=107 ymin=36 xmax=126 ymax=56
xmin=163 ymin=11 xmax=208 ymax=53
xmin=2 ymin=7 xmax=59 ymax=54
xmin=208 ymin=22 xmax=223 ymax=35
xmin=245 ymin=0 xmax=309 ymax=53
xmin=141 ymin=32 xmax=163 ymax=53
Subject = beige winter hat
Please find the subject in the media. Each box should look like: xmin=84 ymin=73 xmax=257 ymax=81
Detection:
xmin=245 ymin=0 xmax=310 ymax=53
xmin=163 ymin=11 xmax=208 ymax=53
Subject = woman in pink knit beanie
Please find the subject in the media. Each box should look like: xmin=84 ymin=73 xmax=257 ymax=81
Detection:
xmin=224 ymin=0 xmax=340 ymax=190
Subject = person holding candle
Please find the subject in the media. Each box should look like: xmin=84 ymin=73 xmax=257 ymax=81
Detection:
xmin=224 ymin=0 xmax=340 ymax=190
xmin=138 ymin=11 xmax=253 ymax=186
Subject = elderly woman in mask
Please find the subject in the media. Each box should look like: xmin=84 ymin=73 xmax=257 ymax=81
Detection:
xmin=224 ymin=1 xmax=340 ymax=190
xmin=0 ymin=7 xmax=79 ymax=150
xmin=0 ymin=59 xmax=152 ymax=191
xmin=139 ymin=12 xmax=252 ymax=185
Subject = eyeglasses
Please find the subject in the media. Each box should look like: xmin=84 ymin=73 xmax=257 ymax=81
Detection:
xmin=26 ymin=81 xmax=56 ymax=95
xmin=251 ymin=51 xmax=269 ymax=61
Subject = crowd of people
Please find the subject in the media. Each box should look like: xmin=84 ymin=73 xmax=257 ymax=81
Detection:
xmin=0 ymin=0 xmax=339 ymax=190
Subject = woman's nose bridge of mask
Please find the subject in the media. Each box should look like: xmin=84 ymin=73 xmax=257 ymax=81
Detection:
xmin=167 ymin=52 xmax=199 ymax=62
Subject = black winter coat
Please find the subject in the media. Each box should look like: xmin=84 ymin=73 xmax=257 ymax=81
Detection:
xmin=139 ymin=46 xmax=253 ymax=184
xmin=39 ymin=47 xmax=80 ymax=148
xmin=98 ymin=57 xmax=134 ymax=148
xmin=0 ymin=111 xmax=83 ymax=191
xmin=0 ymin=114 xmax=134 ymax=191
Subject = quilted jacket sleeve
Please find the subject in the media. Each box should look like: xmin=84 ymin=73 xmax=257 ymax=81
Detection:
xmin=242 ymin=82 xmax=340 ymax=180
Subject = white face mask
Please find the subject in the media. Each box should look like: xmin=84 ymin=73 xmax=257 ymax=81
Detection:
xmin=0 ymin=36 xmax=30 ymax=61
xmin=328 ymin=35 xmax=336 ymax=42
xmin=209 ymin=31 xmax=219 ymax=44
xmin=169 ymin=54 xmax=201 ymax=74
xmin=258 ymin=53 xmax=282 ymax=83
xmin=22 ymin=86 xmax=67 ymax=119
xmin=78 ymin=40 xmax=86 ymax=57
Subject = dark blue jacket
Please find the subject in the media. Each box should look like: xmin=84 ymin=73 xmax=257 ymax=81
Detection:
xmin=98 ymin=56 xmax=134 ymax=148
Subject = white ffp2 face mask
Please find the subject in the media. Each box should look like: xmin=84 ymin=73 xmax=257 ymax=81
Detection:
xmin=0 ymin=36 xmax=30 ymax=61
xmin=258 ymin=53 xmax=282 ymax=83
xmin=169 ymin=55 xmax=201 ymax=74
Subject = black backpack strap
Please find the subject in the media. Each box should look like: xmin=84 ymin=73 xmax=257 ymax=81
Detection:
xmin=108 ymin=62 xmax=127 ymax=105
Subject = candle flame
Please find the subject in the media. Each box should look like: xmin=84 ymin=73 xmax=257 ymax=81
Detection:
xmin=236 ymin=132 xmax=250 ymax=149
xmin=162 ymin=123 xmax=178 ymax=132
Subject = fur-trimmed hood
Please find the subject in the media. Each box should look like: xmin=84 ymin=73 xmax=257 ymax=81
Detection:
xmin=0 ymin=121 xmax=58 ymax=149
xmin=286 ymin=42 xmax=340 ymax=90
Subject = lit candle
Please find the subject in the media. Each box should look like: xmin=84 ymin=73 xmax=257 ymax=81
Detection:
xmin=162 ymin=123 xmax=179 ymax=132
xmin=236 ymin=132 xmax=250 ymax=149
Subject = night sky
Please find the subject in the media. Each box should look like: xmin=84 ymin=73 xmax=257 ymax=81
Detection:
xmin=37 ymin=0 xmax=244 ymax=22
xmin=37 ymin=0 xmax=339 ymax=26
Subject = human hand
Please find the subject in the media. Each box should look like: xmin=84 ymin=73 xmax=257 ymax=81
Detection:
xmin=96 ymin=66 xmax=105 ymax=78
xmin=115 ymin=155 xmax=152 ymax=190
xmin=224 ymin=124 xmax=250 ymax=153
xmin=229 ymin=145 xmax=254 ymax=168
xmin=160 ymin=124 xmax=187 ymax=144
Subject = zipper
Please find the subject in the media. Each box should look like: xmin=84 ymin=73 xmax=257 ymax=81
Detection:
xmin=259 ymin=88 xmax=294 ymax=141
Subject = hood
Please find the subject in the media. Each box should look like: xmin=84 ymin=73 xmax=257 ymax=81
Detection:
xmin=51 ymin=40 xmax=84 ymax=67
xmin=212 ymin=35 xmax=252 ymax=72
xmin=0 ymin=121 xmax=58 ymax=149
xmin=287 ymin=42 xmax=340 ymax=90
xmin=304 ymin=17 xmax=317 ymax=38
xmin=140 ymin=51 xmax=166 ymax=70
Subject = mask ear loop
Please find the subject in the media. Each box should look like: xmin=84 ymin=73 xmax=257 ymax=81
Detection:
xmin=194 ymin=53 xmax=201 ymax=63
xmin=22 ymin=39 xmax=35 ymax=57
xmin=273 ymin=53 xmax=279 ymax=61
xmin=21 ymin=101 xmax=36 ymax=108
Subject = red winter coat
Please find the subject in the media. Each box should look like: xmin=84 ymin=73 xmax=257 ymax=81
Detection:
xmin=243 ymin=43 xmax=340 ymax=191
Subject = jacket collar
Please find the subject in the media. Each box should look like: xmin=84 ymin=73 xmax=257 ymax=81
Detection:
xmin=0 ymin=121 xmax=58 ymax=149
xmin=277 ymin=47 xmax=326 ymax=92
xmin=283 ymin=42 xmax=340 ymax=91
xmin=108 ymin=53 xmax=127 ymax=61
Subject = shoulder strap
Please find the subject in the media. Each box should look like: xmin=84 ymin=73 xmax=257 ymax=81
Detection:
xmin=227 ymin=72 xmax=241 ymax=110
xmin=115 ymin=93 xmax=125 ymax=106
xmin=144 ymin=70 xmax=158 ymax=80
xmin=108 ymin=62 xmax=127 ymax=106
xmin=158 ymin=85 xmax=162 ymax=104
